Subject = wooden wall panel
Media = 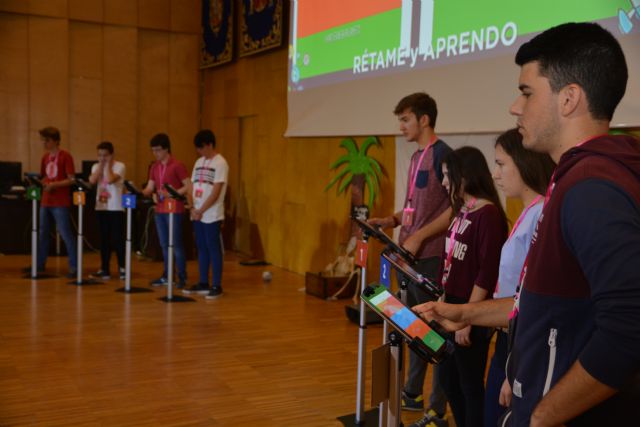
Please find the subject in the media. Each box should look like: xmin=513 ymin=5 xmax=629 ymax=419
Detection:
xmin=103 ymin=26 xmax=138 ymax=176
xmin=202 ymin=46 xmax=397 ymax=275
xmin=0 ymin=14 xmax=29 ymax=165
xmin=69 ymin=22 xmax=102 ymax=167
xmin=29 ymin=0 xmax=68 ymax=18
xmin=104 ymin=0 xmax=136 ymax=26
xmin=69 ymin=0 xmax=103 ymax=23
xmin=137 ymin=30 xmax=169 ymax=183
xmin=0 ymin=1 xmax=29 ymax=14
xmin=170 ymin=0 xmax=199 ymax=34
xmin=28 ymin=16 xmax=69 ymax=171
xmin=138 ymin=0 xmax=170 ymax=31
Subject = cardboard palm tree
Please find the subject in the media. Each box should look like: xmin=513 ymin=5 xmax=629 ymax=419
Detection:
xmin=325 ymin=136 xmax=383 ymax=301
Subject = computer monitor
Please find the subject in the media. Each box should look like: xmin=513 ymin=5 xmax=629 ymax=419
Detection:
xmin=0 ymin=161 xmax=22 ymax=194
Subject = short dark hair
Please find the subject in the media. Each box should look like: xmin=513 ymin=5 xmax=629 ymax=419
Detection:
xmin=39 ymin=126 xmax=60 ymax=142
xmin=194 ymin=129 xmax=216 ymax=148
xmin=442 ymin=146 xmax=507 ymax=226
xmin=495 ymin=128 xmax=555 ymax=196
xmin=149 ymin=133 xmax=171 ymax=152
xmin=97 ymin=141 xmax=114 ymax=154
xmin=515 ymin=22 xmax=627 ymax=121
xmin=394 ymin=92 xmax=438 ymax=128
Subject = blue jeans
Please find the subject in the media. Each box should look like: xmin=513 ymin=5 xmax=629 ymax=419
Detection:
xmin=38 ymin=206 xmax=77 ymax=272
xmin=193 ymin=220 xmax=223 ymax=289
xmin=154 ymin=213 xmax=187 ymax=281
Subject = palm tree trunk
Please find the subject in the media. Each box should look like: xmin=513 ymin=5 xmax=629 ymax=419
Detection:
xmin=351 ymin=174 xmax=365 ymax=238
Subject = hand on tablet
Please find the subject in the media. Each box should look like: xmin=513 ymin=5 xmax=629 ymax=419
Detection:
xmin=413 ymin=300 xmax=468 ymax=332
xmin=455 ymin=325 xmax=472 ymax=347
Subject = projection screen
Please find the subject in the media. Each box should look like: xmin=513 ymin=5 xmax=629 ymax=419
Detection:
xmin=286 ymin=0 xmax=640 ymax=137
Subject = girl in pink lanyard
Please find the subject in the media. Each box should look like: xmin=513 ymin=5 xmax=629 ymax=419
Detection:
xmin=438 ymin=146 xmax=508 ymax=427
xmin=485 ymin=129 xmax=555 ymax=427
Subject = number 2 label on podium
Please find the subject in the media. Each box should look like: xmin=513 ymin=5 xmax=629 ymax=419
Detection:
xmin=164 ymin=198 xmax=176 ymax=213
xmin=73 ymin=191 xmax=86 ymax=206
xmin=122 ymin=194 xmax=137 ymax=209
xmin=380 ymin=255 xmax=391 ymax=288
xmin=355 ymin=240 xmax=368 ymax=268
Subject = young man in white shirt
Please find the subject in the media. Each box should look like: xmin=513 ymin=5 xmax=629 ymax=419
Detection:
xmin=88 ymin=141 xmax=126 ymax=280
xmin=183 ymin=129 xmax=228 ymax=299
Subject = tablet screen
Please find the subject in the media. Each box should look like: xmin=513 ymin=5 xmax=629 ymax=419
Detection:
xmin=364 ymin=285 xmax=445 ymax=353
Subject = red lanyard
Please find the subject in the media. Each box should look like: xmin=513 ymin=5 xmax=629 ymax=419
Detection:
xmin=406 ymin=135 xmax=438 ymax=204
xmin=494 ymin=195 xmax=542 ymax=295
xmin=442 ymin=197 xmax=477 ymax=287
xmin=198 ymin=157 xmax=213 ymax=183
xmin=158 ymin=160 xmax=169 ymax=188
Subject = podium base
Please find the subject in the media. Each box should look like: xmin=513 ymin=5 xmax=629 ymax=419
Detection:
xmin=158 ymin=295 xmax=196 ymax=303
xmin=115 ymin=286 xmax=154 ymax=293
xmin=23 ymin=273 xmax=58 ymax=280
xmin=68 ymin=278 xmax=103 ymax=286
xmin=345 ymin=304 xmax=383 ymax=325
xmin=337 ymin=407 xmax=380 ymax=426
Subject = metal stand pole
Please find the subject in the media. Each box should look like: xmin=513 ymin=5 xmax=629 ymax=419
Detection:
xmin=387 ymin=331 xmax=404 ymax=427
xmin=158 ymin=209 xmax=193 ymax=303
xmin=31 ymin=198 xmax=37 ymax=279
xmin=69 ymin=189 xmax=101 ymax=285
xmin=116 ymin=206 xmax=152 ymax=293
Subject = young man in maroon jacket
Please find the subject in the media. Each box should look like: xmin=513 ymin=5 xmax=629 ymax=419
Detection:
xmin=414 ymin=22 xmax=640 ymax=426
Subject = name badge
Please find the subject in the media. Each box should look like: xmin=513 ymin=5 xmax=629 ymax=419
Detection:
xmin=195 ymin=187 xmax=203 ymax=198
xmin=402 ymin=207 xmax=415 ymax=226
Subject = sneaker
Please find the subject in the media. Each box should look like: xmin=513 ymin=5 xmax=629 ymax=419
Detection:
xmin=176 ymin=280 xmax=186 ymax=289
xmin=407 ymin=408 xmax=449 ymax=427
xmin=402 ymin=391 xmax=425 ymax=412
xmin=119 ymin=268 xmax=126 ymax=280
xmin=90 ymin=270 xmax=111 ymax=280
xmin=182 ymin=283 xmax=210 ymax=295
xmin=205 ymin=287 xmax=223 ymax=299
xmin=150 ymin=277 xmax=168 ymax=287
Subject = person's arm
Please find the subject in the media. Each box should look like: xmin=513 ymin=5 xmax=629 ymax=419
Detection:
xmin=402 ymin=207 xmax=452 ymax=254
xmin=88 ymin=162 xmax=101 ymax=185
xmin=103 ymin=159 xmax=121 ymax=184
xmin=531 ymin=361 xmax=616 ymax=427
xmin=368 ymin=210 xmax=403 ymax=228
xmin=413 ymin=297 xmax=513 ymax=330
xmin=455 ymin=284 xmax=488 ymax=346
xmin=192 ymin=183 xmax=224 ymax=219
xmin=531 ymin=179 xmax=640 ymax=425
xmin=142 ymin=180 xmax=155 ymax=197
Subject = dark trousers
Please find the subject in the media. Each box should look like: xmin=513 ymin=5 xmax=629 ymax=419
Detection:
xmin=484 ymin=330 xmax=508 ymax=427
xmin=96 ymin=210 xmax=125 ymax=273
xmin=439 ymin=295 xmax=491 ymax=427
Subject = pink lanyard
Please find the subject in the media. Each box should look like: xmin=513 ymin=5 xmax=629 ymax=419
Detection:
xmin=158 ymin=160 xmax=169 ymax=189
xmin=198 ymin=157 xmax=213 ymax=184
xmin=510 ymin=136 xmax=600 ymax=318
xmin=494 ymin=195 xmax=542 ymax=295
xmin=406 ymin=135 xmax=437 ymax=204
xmin=442 ymin=197 xmax=477 ymax=287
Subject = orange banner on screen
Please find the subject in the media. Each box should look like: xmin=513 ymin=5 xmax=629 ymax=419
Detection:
xmin=297 ymin=0 xmax=401 ymax=39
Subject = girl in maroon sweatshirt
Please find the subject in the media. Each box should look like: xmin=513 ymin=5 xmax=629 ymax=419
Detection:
xmin=437 ymin=147 xmax=508 ymax=427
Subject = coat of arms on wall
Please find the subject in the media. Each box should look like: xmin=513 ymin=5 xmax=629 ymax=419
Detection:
xmin=201 ymin=0 xmax=234 ymax=68
xmin=238 ymin=0 xmax=284 ymax=57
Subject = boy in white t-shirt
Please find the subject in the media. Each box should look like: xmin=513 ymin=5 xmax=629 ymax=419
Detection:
xmin=183 ymin=129 xmax=228 ymax=299
xmin=88 ymin=141 xmax=126 ymax=280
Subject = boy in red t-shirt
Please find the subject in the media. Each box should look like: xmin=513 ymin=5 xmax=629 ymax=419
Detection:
xmin=36 ymin=126 xmax=77 ymax=277
xmin=142 ymin=133 xmax=190 ymax=288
